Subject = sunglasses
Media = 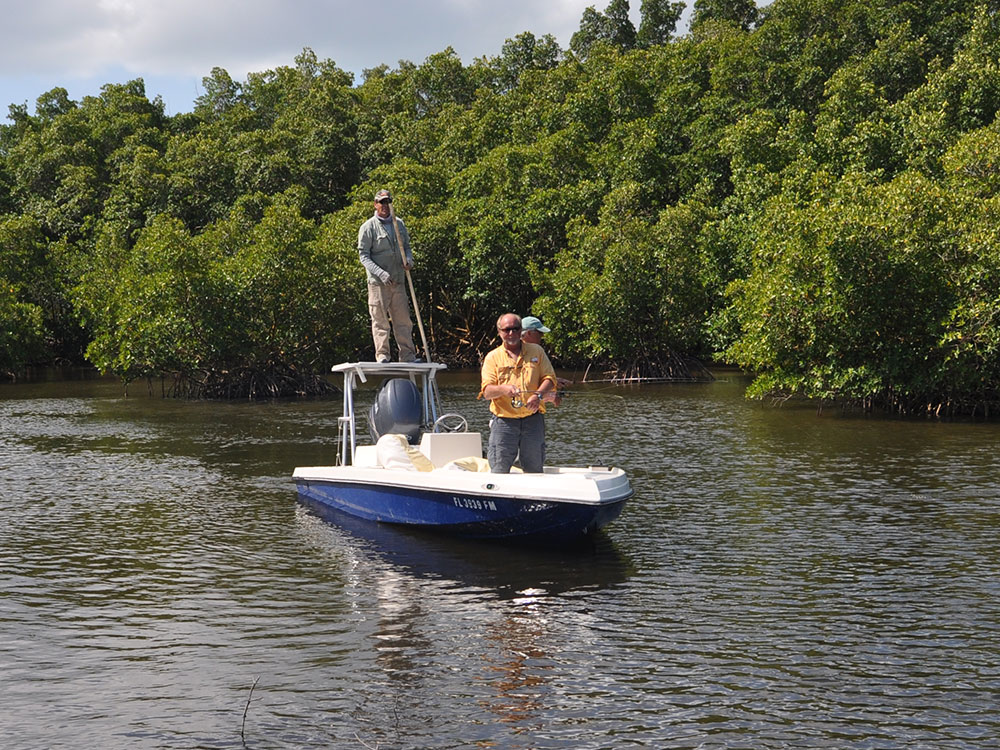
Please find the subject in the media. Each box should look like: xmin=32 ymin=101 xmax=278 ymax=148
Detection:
xmin=376 ymin=197 xmax=392 ymax=204
xmin=500 ymin=326 xmax=521 ymax=333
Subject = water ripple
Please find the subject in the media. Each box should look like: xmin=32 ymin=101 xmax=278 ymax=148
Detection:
xmin=2 ymin=377 xmax=999 ymax=748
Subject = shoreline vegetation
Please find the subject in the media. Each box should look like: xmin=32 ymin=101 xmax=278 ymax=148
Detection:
xmin=3 ymin=0 xmax=1000 ymax=416
xmin=3 ymin=360 xmax=994 ymax=422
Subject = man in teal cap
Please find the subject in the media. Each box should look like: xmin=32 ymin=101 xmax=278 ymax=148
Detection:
xmin=520 ymin=316 xmax=550 ymax=340
xmin=520 ymin=316 xmax=571 ymax=399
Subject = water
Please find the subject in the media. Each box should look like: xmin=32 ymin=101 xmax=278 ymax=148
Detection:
xmin=2 ymin=370 xmax=999 ymax=749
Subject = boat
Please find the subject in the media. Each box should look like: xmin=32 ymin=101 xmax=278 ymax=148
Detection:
xmin=292 ymin=361 xmax=633 ymax=542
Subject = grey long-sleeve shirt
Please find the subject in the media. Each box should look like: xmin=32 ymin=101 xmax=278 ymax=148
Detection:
xmin=358 ymin=213 xmax=413 ymax=285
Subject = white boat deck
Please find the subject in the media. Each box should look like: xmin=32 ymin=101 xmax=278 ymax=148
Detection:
xmin=292 ymin=463 xmax=632 ymax=505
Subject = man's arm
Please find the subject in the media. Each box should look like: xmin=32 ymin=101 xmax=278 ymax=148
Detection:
xmin=478 ymin=351 xmax=515 ymax=401
xmin=524 ymin=375 xmax=555 ymax=411
xmin=483 ymin=383 xmax=519 ymax=400
xmin=358 ymin=221 xmax=390 ymax=282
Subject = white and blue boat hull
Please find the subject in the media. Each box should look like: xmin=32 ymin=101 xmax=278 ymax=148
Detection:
xmin=293 ymin=465 xmax=632 ymax=541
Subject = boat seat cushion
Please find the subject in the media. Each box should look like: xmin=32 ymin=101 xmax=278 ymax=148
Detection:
xmin=376 ymin=434 xmax=435 ymax=472
xmin=441 ymin=456 xmax=522 ymax=473
xmin=441 ymin=456 xmax=492 ymax=472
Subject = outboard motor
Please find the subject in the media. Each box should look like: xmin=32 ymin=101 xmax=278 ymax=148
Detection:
xmin=368 ymin=378 xmax=423 ymax=444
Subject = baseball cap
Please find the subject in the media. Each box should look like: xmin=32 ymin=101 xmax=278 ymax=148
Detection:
xmin=521 ymin=316 xmax=550 ymax=333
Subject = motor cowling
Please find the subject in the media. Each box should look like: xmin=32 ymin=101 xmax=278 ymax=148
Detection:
xmin=368 ymin=378 xmax=423 ymax=444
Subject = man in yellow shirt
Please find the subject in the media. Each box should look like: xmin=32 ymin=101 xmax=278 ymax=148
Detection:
xmin=479 ymin=313 xmax=557 ymax=473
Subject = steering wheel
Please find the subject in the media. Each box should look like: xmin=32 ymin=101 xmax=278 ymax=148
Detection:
xmin=433 ymin=413 xmax=468 ymax=433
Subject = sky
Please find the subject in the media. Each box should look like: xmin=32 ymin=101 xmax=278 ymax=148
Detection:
xmin=1 ymin=0 xmax=670 ymax=117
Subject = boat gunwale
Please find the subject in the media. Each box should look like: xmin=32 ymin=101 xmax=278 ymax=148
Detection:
xmin=293 ymin=465 xmax=634 ymax=506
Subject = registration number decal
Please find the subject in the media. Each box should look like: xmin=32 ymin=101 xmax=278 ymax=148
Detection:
xmin=452 ymin=497 xmax=497 ymax=511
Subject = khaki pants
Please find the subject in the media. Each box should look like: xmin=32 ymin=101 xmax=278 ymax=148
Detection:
xmin=368 ymin=281 xmax=417 ymax=362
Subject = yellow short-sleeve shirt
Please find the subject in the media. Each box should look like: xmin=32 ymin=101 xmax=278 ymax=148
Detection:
xmin=478 ymin=342 xmax=557 ymax=418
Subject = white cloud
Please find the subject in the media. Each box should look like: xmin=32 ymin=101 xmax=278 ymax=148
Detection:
xmin=1 ymin=0 xmax=677 ymax=113
xmin=3 ymin=1 xmax=612 ymax=76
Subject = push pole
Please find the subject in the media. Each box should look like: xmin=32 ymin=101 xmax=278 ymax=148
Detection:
xmin=388 ymin=202 xmax=431 ymax=361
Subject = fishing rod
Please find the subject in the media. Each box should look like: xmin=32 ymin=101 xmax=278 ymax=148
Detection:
xmin=507 ymin=385 xmax=629 ymax=408
xmin=509 ymin=384 xmax=629 ymax=398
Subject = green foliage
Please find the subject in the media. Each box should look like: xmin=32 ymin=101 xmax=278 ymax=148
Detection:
xmin=0 ymin=284 xmax=45 ymax=377
xmin=934 ymin=121 xmax=1000 ymax=405
xmin=448 ymin=125 xmax=603 ymax=330
xmin=570 ymin=0 xmax=638 ymax=59
xmin=194 ymin=68 xmax=242 ymax=121
xmin=637 ymin=0 xmax=685 ymax=47
xmin=4 ymin=0 xmax=1000 ymax=412
xmin=0 ymin=214 xmax=49 ymax=374
xmin=897 ymin=5 xmax=1000 ymax=175
xmin=723 ymin=170 xmax=961 ymax=406
xmin=0 ymin=214 xmax=84 ymax=363
xmin=692 ymin=0 xmax=759 ymax=32
xmin=78 ymin=194 xmax=365 ymax=395
xmin=479 ymin=32 xmax=563 ymax=93
xmin=535 ymin=183 xmax=716 ymax=368
xmin=212 ymin=196 xmax=367 ymax=377
xmin=208 ymin=50 xmax=360 ymax=220
xmin=164 ymin=124 xmax=238 ymax=230
xmin=80 ymin=214 xmax=208 ymax=382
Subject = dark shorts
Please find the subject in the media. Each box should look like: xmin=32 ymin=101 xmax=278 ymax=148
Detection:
xmin=487 ymin=412 xmax=546 ymax=473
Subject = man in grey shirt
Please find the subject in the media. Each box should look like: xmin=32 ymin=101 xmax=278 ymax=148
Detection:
xmin=357 ymin=189 xmax=417 ymax=363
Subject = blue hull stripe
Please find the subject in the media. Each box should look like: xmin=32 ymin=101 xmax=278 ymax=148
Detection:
xmin=295 ymin=479 xmax=628 ymax=540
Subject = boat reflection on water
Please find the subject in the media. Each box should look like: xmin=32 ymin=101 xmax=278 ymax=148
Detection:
xmin=294 ymin=497 xmax=635 ymax=741
xmin=296 ymin=496 xmax=634 ymax=601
